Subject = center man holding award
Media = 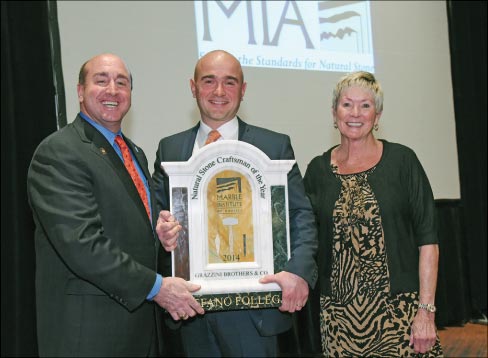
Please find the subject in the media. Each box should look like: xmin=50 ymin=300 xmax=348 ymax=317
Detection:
xmin=153 ymin=50 xmax=318 ymax=357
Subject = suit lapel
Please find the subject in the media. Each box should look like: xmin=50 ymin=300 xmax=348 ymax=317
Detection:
xmin=185 ymin=123 xmax=200 ymax=160
xmin=238 ymin=117 xmax=253 ymax=145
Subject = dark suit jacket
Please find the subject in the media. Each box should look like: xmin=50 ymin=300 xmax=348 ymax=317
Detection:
xmin=152 ymin=118 xmax=318 ymax=336
xmin=27 ymin=116 xmax=162 ymax=357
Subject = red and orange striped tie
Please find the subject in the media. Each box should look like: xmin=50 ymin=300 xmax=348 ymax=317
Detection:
xmin=115 ymin=136 xmax=150 ymax=219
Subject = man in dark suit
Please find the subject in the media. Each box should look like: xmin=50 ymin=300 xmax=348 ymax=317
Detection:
xmin=153 ymin=50 xmax=318 ymax=356
xmin=27 ymin=53 xmax=204 ymax=357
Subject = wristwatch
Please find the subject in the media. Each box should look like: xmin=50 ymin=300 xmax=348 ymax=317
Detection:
xmin=418 ymin=303 xmax=436 ymax=313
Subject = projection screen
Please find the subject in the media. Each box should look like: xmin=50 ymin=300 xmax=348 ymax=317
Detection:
xmin=57 ymin=0 xmax=459 ymax=199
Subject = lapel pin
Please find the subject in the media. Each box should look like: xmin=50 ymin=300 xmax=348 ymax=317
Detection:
xmin=100 ymin=147 xmax=107 ymax=155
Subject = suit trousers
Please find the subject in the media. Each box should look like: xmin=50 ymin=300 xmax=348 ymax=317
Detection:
xmin=180 ymin=310 xmax=277 ymax=357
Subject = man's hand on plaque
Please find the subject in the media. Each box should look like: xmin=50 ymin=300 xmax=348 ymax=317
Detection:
xmin=156 ymin=210 xmax=182 ymax=251
xmin=259 ymin=271 xmax=309 ymax=313
xmin=153 ymin=277 xmax=205 ymax=321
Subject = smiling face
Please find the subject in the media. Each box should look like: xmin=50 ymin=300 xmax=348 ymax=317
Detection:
xmin=333 ymin=85 xmax=381 ymax=140
xmin=77 ymin=54 xmax=131 ymax=133
xmin=190 ymin=51 xmax=247 ymax=128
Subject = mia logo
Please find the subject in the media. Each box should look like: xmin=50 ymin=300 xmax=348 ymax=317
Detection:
xmin=194 ymin=0 xmax=374 ymax=72
xmin=199 ymin=1 xmax=314 ymax=49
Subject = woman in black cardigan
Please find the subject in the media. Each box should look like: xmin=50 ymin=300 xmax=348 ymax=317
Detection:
xmin=304 ymin=71 xmax=443 ymax=357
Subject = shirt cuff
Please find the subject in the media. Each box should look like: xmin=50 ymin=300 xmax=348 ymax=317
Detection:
xmin=146 ymin=274 xmax=163 ymax=300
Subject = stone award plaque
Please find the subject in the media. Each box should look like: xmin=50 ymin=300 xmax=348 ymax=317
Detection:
xmin=161 ymin=140 xmax=294 ymax=311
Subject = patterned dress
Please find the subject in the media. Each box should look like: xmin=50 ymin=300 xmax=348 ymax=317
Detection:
xmin=320 ymin=165 xmax=443 ymax=357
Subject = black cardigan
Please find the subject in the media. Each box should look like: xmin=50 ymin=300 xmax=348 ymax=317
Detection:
xmin=303 ymin=140 xmax=438 ymax=296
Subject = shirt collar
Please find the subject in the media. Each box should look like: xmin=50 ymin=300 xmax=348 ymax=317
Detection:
xmin=199 ymin=117 xmax=239 ymax=141
xmin=79 ymin=112 xmax=121 ymax=146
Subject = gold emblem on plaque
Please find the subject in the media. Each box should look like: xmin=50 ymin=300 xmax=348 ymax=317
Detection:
xmin=207 ymin=170 xmax=254 ymax=263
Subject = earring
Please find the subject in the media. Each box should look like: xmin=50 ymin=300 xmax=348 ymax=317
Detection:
xmin=334 ymin=122 xmax=338 ymax=129
xmin=374 ymin=124 xmax=379 ymax=131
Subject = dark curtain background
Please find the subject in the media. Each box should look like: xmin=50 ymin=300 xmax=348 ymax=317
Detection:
xmin=1 ymin=1 xmax=60 ymax=356
xmin=1 ymin=1 xmax=486 ymax=356
xmin=446 ymin=0 xmax=487 ymax=321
